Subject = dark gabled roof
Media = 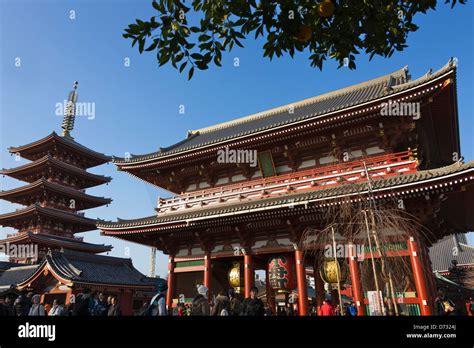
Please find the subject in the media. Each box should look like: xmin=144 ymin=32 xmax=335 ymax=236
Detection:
xmin=98 ymin=160 xmax=474 ymax=230
xmin=0 ymin=263 xmax=39 ymax=289
xmin=0 ymin=204 xmax=98 ymax=232
xmin=113 ymin=59 xmax=456 ymax=164
xmin=8 ymin=132 xmax=111 ymax=168
xmin=40 ymin=250 xmax=154 ymax=287
xmin=430 ymin=233 xmax=474 ymax=272
xmin=0 ymin=178 xmax=112 ymax=209
xmin=0 ymin=154 xmax=112 ymax=188
xmin=0 ymin=232 xmax=112 ymax=254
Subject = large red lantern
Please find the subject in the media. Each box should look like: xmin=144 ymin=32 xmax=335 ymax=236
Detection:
xmin=268 ymin=255 xmax=296 ymax=292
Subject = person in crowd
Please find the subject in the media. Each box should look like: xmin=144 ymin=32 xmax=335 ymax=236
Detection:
xmin=465 ymin=297 xmax=472 ymax=316
xmin=177 ymin=303 xmax=186 ymax=316
xmin=320 ymin=299 xmax=335 ymax=316
xmin=28 ymin=295 xmax=46 ymax=316
xmin=191 ymin=285 xmax=210 ymax=316
xmin=107 ymin=297 xmax=121 ymax=316
xmin=227 ymin=288 xmax=242 ymax=316
xmin=211 ymin=291 xmax=230 ymax=316
xmin=155 ymin=283 xmax=168 ymax=316
xmin=434 ymin=289 xmax=456 ymax=316
xmin=0 ymin=298 xmax=6 ymax=316
xmin=14 ymin=293 xmax=30 ymax=317
xmin=92 ymin=292 xmax=108 ymax=316
xmin=348 ymin=302 xmax=357 ymax=316
xmin=138 ymin=301 xmax=149 ymax=316
xmin=26 ymin=292 xmax=33 ymax=307
xmin=49 ymin=299 xmax=64 ymax=316
xmin=264 ymin=305 xmax=273 ymax=316
xmin=90 ymin=291 xmax=99 ymax=315
xmin=242 ymin=286 xmax=264 ymax=316
xmin=185 ymin=304 xmax=192 ymax=316
xmin=3 ymin=297 xmax=15 ymax=316
xmin=74 ymin=289 xmax=92 ymax=316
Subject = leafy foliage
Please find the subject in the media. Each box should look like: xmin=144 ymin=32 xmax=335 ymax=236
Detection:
xmin=123 ymin=0 xmax=466 ymax=79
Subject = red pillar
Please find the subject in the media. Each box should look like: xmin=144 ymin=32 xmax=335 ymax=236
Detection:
xmin=204 ymin=253 xmax=212 ymax=300
xmin=166 ymin=255 xmax=176 ymax=309
xmin=295 ymin=249 xmax=309 ymax=316
xmin=348 ymin=243 xmax=365 ymax=316
xmin=408 ymin=237 xmax=432 ymax=316
xmin=244 ymin=253 xmax=254 ymax=299
xmin=314 ymin=260 xmax=325 ymax=309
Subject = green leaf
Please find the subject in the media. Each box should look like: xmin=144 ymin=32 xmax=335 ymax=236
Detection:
xmin=191 ymin=53 xmax=203 ymax=60
xmin=188 ymin=66 xmax=195 ymax=80
xmin=199 ymin=34 xmax=211 ymax=42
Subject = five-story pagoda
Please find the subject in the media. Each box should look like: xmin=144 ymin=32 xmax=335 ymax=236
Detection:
xmin=0 ymin=81 xmax=113 ymax=263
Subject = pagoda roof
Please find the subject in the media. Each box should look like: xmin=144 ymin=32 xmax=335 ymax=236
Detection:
xmin=16 ymin=249 xmax=156 ymax=288
xmin=0 ymin=154 xmax=112 ymax=188
xmin=8 ymin=132 xmax=111 ymax=168
xmin=0 ymin=232 xmax=112 ymax=254
xmin=113 ymin=59 xmax=457 ymax=166
xmin=429 ymin=233 xmax=474 ymax=272
xmin=0 ymin=263 xmax=39 ymax=290
xmin=0 ymin=204 xmax=98 ymax=233
xmin=0 ymin=178 xmax=112 ymax=209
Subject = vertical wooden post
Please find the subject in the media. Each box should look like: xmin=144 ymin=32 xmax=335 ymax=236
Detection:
xmin=244 ymin=253 xmax=254 ymax=299
xmin=204 ymin=253 xmax=212 ymax=300
xmin=295 ymin=249 xmax=309 ymax=316
xmin=314 ymin=259 xmax=325 ymax=309
xmin=166 ymin=255 xmax=175 ymax=309
xmin=348 ymin=243 xmax=365 ymax=316
xmin=408 ymin=237 xmax=432 ymax=316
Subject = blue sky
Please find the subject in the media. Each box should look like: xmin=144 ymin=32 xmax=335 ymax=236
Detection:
xmin=1 ymin=0 xmax=473 ymax=277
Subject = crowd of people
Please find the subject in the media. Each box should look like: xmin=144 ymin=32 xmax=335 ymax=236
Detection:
xmin=1 ymin=285 xmax=472 ymax=317
xmin=139 ymin=284 xmax=266 ymax=316
xmin=0 ymin=288 xmax=123 ymax=316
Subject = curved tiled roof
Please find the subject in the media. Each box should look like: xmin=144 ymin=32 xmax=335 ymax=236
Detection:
xmin=430 ymin=233 xmax=474 ymax=272
xmin=113 ymin=59 xmax=457 ymax=164
xmin=0 ymin=232 xmax=112 ymax=253
xmin=42 ymin=250 xmax=155 ymax=287
xmin=0 ymin=204 xmax=98 ymax=232
xmin=0 ymin=178 xmax=112 ymax=208
xmin=8 ymin=132 xmax=111 ymax=167
xmin=0 ymin=263 xmax=39 ymax=289
xmin=0 ymin=154 xmax=112 ymax=187
xmin=98 ymin=160 xmax=474 ymax=230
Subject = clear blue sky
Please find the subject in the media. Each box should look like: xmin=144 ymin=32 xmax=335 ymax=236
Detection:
xmin=1 ymin=0 xmax=473 ymax=277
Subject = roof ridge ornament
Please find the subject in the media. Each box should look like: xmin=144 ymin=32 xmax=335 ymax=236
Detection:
xmin=61 ymin=81 xmax=78 ymax=139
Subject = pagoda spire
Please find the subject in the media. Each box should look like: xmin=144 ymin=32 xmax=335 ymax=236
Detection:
xmin=61 ymin=81 xmax=78 ymax=139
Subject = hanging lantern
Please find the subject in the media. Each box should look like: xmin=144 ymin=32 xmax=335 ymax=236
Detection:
xmin=318 ymin=0 xmax=335 ymax=18
xmin=228 ymin=262 xmax=244 ymax=293
xmin=268 ymin=255 xmax=296 ymax=293
xmin=320 ymin=259 xmax=348 ymax=285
